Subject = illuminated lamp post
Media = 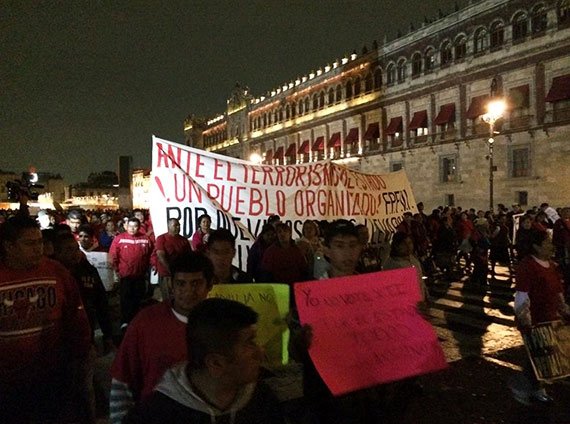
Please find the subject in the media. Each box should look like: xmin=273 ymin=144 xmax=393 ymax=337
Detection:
xmin=481 ymin=99 xmax=506 ymax=211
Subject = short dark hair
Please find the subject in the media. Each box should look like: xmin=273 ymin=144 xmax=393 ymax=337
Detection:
xmin=67 ymin=209 xmax=82 ymax=220
xmin=54 ymin=232 xmax=77 ymax=249
xmin=170 ymin=252 xmax=214 ymax=286
xmin=186 ymin=298 xmax=258 ymax=370
xmin=197 ymin=214 xmax=211 ymax=224
xmin=390 ymin=232 xmax=411 ymax=256
xmin=530 ymin=229 xmax=549 ymax=252
xmin=127 ymin=217 xmax=140 ymax=226
xmin=0 ymin=215 xmax=39 ymax=244
xmin=54 ymin=223 xmax=72 ymax=236
xmin=275 ymin=222 xmax=291 ymax=232
xmin=78 ymin=224 xmax=93 ymax=237
xmin=207 ymin=229 xmax=236 ymax=249
xmin=324 ymin=219 xmax=358 ymax=246
xmin=267 ymin=215 xmax=281 ymax=224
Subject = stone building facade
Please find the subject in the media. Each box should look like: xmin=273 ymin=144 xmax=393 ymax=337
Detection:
xmin=184 ymin=0 xmax=570 ymax=211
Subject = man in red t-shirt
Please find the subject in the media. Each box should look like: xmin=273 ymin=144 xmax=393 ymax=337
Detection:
xmin=151 ymin=218 xmax=191 ymax=300
xmin=0 ymin=216 xmax=92 ymax=423
xmin=109 ymin=252 xmax=214 ymax=424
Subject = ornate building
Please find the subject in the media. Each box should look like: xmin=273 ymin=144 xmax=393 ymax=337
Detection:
xmin=184 ymin=0 xmax=570 ymax=210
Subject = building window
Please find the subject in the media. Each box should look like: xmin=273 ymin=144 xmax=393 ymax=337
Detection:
xmin=516 ymin=191 xmax=528 ymax=206
xmin=387 ymin=64 xmax=395 ymax=85
xmin=291 ymin=102 xmax=296 ymax=118
xmin=346 ymin=80 xmax=353 ymax=98
xmin=490 ymin=21 xmax=504 ymax=49
xmin=336 ymin=84 xmax=342 ymax=102
xmin=560 ymin=0 xmax=570 ymax=25
xmin=509 ymin=146 xmax=530 ymax=178
xmin=424 ymin=48 xmax=435 ymax=73
xmin=304 ymin=97 xmax=310 ymax=113
xmin=512 ymin=12 xmax=528 ymax=42
xmin=328 ymin=88 xmax=335 ymax=104
xmin=473 ymin=27 xmax=488 ymax=54
xmin=440 ymin=155 xmax=458 ymax=183
xmin=299 ymin=101 xmax=304 ymax=115
xmin=531 ymin=4 xmax=548 ymax=34
xmin=365 ymin=73 xmax=373 ymax=92
xmin=390 ymin=161 xmax=403 ymax=172
xmin=286 ymin=105 xmax=290 ymax=120
xmin=354 ymin=77 xmax=361 ymax=96
xmin=374 ymin=68 xmax=383 ymax=89
xmin=279 ymin=108 xmax=283 ymax=122
xmin=440 ymin=42 xmax=452 ymax=67
xmin=445 ymin=194 xmax=455 ymax=207
xmin=397 ymin=59 xmax=407 ymax=83
xmin=319 ymin=91 xmax=325 ymax=109
xmin=412 ymin=53 xmax=422 ymax=77
xmin=313 ymin=94 xmax=319 ymax=110
xmin=455 ymin=36 xmax=467 ymax=61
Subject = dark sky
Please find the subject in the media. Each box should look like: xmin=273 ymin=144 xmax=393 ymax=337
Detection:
xmin=1 ymin=0 xmax=467 ymax=183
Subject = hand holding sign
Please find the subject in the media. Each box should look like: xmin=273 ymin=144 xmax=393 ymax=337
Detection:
xmin=294 ymin=268 xmax=447 ymax=396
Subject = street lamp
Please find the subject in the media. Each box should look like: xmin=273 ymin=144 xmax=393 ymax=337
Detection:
xmin=249 ymin=152 xmax=263 ymax=164
xmin=481 ymin=99 xmax=506 ymax=211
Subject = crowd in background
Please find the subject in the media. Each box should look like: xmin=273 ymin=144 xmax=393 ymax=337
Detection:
xmin=0 ymin=200 xmax=569 ymax=423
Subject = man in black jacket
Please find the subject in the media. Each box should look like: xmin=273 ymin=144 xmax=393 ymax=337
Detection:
xmin=125 ymin=298 xmax=284 ymax=424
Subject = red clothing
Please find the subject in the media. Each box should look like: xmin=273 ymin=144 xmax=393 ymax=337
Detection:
xmin=516 ymin=256 xmax=564 ymax=325
xmin=191 ymin=229 xmax=209 ymax=252
xmin=553 ymin=218 xmax=570 ymax=249
xmin=0 ymin=257 xmax=91 ymax=385
xmin=111 ymin=302 xmax=187 ymax=399
xmin=456 ymin=219 xmax=474 ymax=239
xmin=110 ymin=232 xmax=153 ymax=278
xmin=260 ymin=243 xmax=308 ymax=285
xmin=152 ymin=233 xmax=191 ymax=276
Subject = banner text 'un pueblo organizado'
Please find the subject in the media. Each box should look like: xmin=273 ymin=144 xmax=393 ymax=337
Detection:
xmin=150 ymin=136 xmax=418 ymax=269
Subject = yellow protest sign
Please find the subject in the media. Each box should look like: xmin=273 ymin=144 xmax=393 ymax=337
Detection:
xmin=209 ymin=284 xmax=290 ymax=366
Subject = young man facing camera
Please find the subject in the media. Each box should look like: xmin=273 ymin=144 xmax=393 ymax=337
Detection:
xmin=206 ymin=228 xmax=251 ymax=284
xmin=125 ymin=298 xmax=284 ymax=424
xmin=109 ymin=253 xmax=214 ymax=424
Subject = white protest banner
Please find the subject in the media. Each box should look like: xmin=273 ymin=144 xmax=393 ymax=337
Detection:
xmin=150 ymin=136 xmax=418 ymax=269
xmin=84 ymin=251 xmax=117 ymax=291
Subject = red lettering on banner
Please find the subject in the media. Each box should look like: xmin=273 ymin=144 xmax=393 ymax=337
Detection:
xmin=274 ymin=166 xmax=285 ymax=186
xmin=261 ymin=166 xmax=274 ymax=185
xmin=250 ymin=166 xmax=260 ymax=184
xmin=157 ymin=143 xmax=181 ymax=169
xmin=249 ymin=189 xmax=263 ymax=216
xmin=235 ymin=186 xmax=246 ymax=214
xmin=226 ymin=162 xmax=237 ymax=182
xmin=295 ymin=166 xmax=307 ymax=186
xmin=174 ymin=174 xmax=203 ymax=203
xmin=195 ymin=154 xmax=205 ymax=178
xmin=276 ymin=190 xmax=286 ymax=216
xmin=207 ymin=183 xmax=220 ymax=202
xmin=213 ymin=159 xmax=223 ymax=180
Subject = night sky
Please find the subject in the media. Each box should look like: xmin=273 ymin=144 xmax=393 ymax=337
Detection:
xmin=1 ymin=0 xmax=467 ymax=183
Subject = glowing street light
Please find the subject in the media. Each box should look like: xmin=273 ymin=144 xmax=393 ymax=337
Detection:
xmin=249 ymin=152 xmax=263 ymax=164
xmin=481 ymin=99 xmax=506 ymax=211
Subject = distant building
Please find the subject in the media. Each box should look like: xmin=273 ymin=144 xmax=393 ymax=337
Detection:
xmin=132 ymin=169 xmax=151 ymax=210
xmin=184 ymin=0 xmax=570 ymax=210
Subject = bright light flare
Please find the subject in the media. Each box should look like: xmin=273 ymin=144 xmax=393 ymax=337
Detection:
xmin=249 ymin=153 xmax=263 ymax=164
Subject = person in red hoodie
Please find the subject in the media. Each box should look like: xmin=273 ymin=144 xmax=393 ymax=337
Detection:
xmin=110 ymin=217 xmax=153 ymax=328
xmin=0 ymin=215 xmax=92 ymax=423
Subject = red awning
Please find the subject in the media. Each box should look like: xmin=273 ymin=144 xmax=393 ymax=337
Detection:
xmin=509 ymin=85 xmax=530 ymax=109
xmin=385 ymin=117 xmax=403 ymax=135
xmin=265 ymin=149 xmax=273 ymax=162
xmin=274 ymin=146 xmax=284 ymax=159
xmin=545 ymin=75 xmax=570 ymax=102
xmin=465 ymin=96 xmax=488 ymax=119
xmin=434 ymin=103 xmax=456 ymax=125
xmin=345 ymin=128 xmax=359 ymax=144
xmin=285 ymin=143 xmax=297 ymax=157
xmin=363 ymin=123 xmax=379 ymax=140
xmin=327 ymin=132 xmax=341 ymax=148
xmin=299 ymin=140 xmax=310 ymax=154
xmin=408 ymin=110 xmax=428 ymax=130
xmin=312 ymin=136 xmax=325 ymax=151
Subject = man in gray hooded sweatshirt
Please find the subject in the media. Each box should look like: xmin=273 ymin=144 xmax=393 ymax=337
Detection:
xmin=124 ymin=298 xmax=284 ymax=424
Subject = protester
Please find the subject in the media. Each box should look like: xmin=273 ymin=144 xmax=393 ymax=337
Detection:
xmin=247 ymin=223 xmax=277 ymax=282
xmin=123 ymin=298 xmax=283 ymax=424
xmin=67 ymin=208 xmax=84 ymax=239
xmin=296 ymin=219 xmax=324 ymax=275
xmin=151 ymin=218 xmax=192 ymax=300
xmin=511 ymin=230 xmax=570 ymax=404
xmin=455 ymin=212 xmax=474 ymax=271
xmin=110 ymin=252 xmax=214 ymax=424
xmin=78 ymin=224 xmax=101 ymax=253
xmin=489 ymin=215 xmax=511 ymax=280
xmin=355 ymin=223 xmax=383 ymax=274
xmin=259 ymin=222 xmax=308 ymax=285
xmin=206 ymin=228 xmax=251 ymax=284
xmin=37 ymin=209 xmax=53 ymax=229
xmin=109 ymin=217 xmax=153 ymax=329
xmin=515 ymin=215 xmax=534 ymax=260
xmin=99 ymin=219 xmax=118 ymax=251
xmin=0 ymin=215 xmax=92 ymax=423
xmin=383 ymin=232 xmax=428 ymax=301
xmin=191 ymin=213 xmax=211 ymax=252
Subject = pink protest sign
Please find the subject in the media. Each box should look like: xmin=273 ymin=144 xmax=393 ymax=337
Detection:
xmin=294 ymin=268 xmax=448 ymax=396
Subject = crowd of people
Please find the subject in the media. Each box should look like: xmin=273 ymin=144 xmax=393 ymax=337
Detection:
xmin=0 ymin=200 xmax=569 ymax=423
